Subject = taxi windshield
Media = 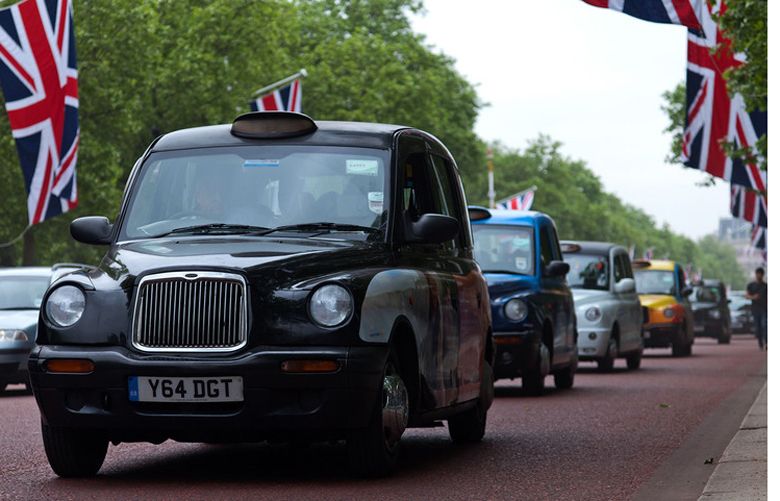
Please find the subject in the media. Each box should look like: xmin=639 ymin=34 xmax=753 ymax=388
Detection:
xmin=121 ymin=146 xmax=390 ymax=240
xmin=693 ymin=285 xmax=721 ymax=303
xmin=564 ymin=253 xmax=609 ymax=290
xmin=0 ymin=276 xmax=49 ymax=310
xmin=633 ymin=269 xmax=676 ymax=295
xmin=472 ymin=225 xmax=535 ymax=275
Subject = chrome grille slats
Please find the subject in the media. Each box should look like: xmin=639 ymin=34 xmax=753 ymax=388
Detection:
xmin=132 ymin=271 xmax=247 ymax=352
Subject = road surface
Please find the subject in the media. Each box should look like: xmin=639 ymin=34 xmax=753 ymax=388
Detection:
xmin=0 ymin=335 xmax=766 ymax=501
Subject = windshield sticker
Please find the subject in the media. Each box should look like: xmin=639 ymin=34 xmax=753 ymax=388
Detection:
xmin=515 ymin=256 xmax=528 ymax=272
xmin=347 ymin=159 xmax=379 ymax=176
xmin=368 ymin=192 xmax=384 ymax=214
xmin=243 ymin=159 xmax=280 ymax=168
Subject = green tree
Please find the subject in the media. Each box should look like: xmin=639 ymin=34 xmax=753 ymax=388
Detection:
xmin=0 ymin=0 xmax=484 ymax=267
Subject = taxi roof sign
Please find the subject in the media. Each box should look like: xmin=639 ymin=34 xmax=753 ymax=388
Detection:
xmin=231 ymin=111 xmax=317 ymax=139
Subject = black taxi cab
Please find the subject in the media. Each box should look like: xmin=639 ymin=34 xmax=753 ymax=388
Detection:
xmin=30 ymin=112 xmax=494 ymax=477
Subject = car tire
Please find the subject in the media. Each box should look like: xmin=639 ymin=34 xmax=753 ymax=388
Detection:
xmin=522 ymin=344 xmax=549 ymax=396
xmin=347 ymin=351 xmax=408 ymax=477
xmin=672 ymin=325 xmax=691 ymax=357
xmin=626 ymin=350 xmax=642 ymax=370
xmin=597 ymin=338 xmax=617 ymax=372
xmin=448 ymin=359 xmax=493 ymax=444
xmin=553 ymin=355 xmax=577 ymax=390
xmin=717 ymin=326 xmax=731 ymax=344
xmin=41 ymin=421 xmax=108 ymax=477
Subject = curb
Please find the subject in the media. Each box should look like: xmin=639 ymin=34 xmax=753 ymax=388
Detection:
xmin=698 ymin=382 xmax=767 ymax=501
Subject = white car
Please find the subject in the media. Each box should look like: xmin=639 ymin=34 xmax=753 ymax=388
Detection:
xmin=562 ymin=241 xmax=643 ymax=371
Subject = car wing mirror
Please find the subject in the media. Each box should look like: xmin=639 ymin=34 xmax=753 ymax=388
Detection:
xmin=404 ymin=212 xmax=459 ymax=244
xmin=614 ymin=278 xmax=636 ymax=294
xmin=544 ymin=260 xmax=569 ymax=278
xmin=71 ymin=216 xmax=113 ymax=245
xmin=681 ymin=286 xmax=694 ymax=297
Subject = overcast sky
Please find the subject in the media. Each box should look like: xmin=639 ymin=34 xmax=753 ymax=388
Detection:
xmin=411 ymin=0 xmax=732 ymax=239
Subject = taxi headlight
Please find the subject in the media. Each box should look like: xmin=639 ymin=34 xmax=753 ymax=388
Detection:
xmin=309 ymin=284 xmax=353 ymax=327
xmin=663 ymin=307 xmax=676 ymax=319
xmin=45 ymin=285 xmax=85 ymax=327
xmin=585 ymin=306 xmax=601 ymax=322
xmin=0 ymin=330 xmax=28 ymax=342
xmin=504 ymin=299 xmax=528 ymax=321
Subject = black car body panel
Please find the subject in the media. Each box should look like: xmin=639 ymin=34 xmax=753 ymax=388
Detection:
xmin=31 ymin=114 xmax=492 ymax=448
xmin=691 ymin=280 xmax=731 ymax=341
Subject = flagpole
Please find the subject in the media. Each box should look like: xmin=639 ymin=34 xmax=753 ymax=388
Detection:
xmin=487 ymin=147 xmax=495 ymax=209
xmin=251 ymin=69 xmax=307 ymax=98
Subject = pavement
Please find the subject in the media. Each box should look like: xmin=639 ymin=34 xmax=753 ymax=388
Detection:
xmin=698 ymin=382 xmax=767 ymax=501
xmin=0 ymin=334 xmax=767 ymax=500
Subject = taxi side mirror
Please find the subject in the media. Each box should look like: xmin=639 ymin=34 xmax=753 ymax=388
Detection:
xmin=544 ymin=260 xmax=569 ymax=278
xmin=681 ymin=286 xmax=694 ymax=297
xmin=404 ymin=213 xmax=459 ymax=244
xmin=71 ymin=216 xmax=113 ymax=245
xmin=614 ymin=278 xmax=636 ymax=294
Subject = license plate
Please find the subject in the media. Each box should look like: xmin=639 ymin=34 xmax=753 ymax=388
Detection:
xmin=694 ymin=325 xmax=705 ymax=332
xmin=643 ymin=331 xmax=651 ymax=339
xmin=128 ymin=376 xmax=244 ymax=402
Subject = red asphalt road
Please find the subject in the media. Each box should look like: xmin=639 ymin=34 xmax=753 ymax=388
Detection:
xmin=0 ymin=335 xmax=766 ymax=501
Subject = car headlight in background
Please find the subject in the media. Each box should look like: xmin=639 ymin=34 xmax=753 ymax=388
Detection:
xmin=708 ymin=309 xmax=720 ymax=319
xmin=663 ymin=307 xmax=676 ymax=319
xmin=0 ymin=330 xmax=28 ymax=342
xmin=309 ymin=284 xmax=353 ymax=327
xmin=584 ymin=306 xmax=601 ymax=322
xmin=504 ymin=299 xmax=528 ymax=321
xmin=45 ymin=285 xmax=86 ymax=327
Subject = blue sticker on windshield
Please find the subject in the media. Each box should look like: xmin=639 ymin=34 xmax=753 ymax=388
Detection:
xmin=244 ymin=159 xmax=280 ymax=168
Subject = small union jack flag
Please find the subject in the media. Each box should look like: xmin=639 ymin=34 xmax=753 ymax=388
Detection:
xmin=497 ymin=188 xmax=535 ymax=211
xmin=731 ymin=184 xmax=766 ymax=228
xmin=0 ymin=0 xmax=79 ymax=226
xmin=250 ymin=79 xmax=302 ymax=113
xmin=582 ymin=0 xmax=767 ymax=194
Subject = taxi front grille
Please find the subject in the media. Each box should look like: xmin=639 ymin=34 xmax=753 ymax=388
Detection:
xmin=132 ymin=272 xmax=248 ymax=352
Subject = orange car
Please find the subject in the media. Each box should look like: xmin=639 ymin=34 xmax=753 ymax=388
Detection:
xmin=631 ymin=260 xmax=695 ymax=357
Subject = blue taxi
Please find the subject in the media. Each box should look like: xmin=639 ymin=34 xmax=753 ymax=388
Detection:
xmin=469 ymin=208 xmax=577 ymax=395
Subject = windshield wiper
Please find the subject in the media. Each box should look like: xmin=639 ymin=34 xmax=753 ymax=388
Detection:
xmin=256 ymin=222 xmax=383 ymax=236
xmin=152 ymin=223 xmax=271 ymax=238
xmin=480 ymin=269 xmax=530 ymax=276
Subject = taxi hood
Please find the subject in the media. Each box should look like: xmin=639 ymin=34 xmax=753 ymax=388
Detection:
xmin=483 ymin=273 xmax=535 ymax=298
xmin=97 ymin=236 xmax=382 ymax=286
xmin=639 ymin=294 xmax=678 ymax=309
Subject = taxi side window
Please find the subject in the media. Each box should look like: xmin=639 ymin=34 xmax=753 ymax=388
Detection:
xmin=401 ymin=152 xmax=435 ymax=222
xmin=539 ymin=226 xmax=553 ymax=267
xmin=614 ymin=252 xmax=628 ymax=282
xmin=430 ymin=154 xmax=464 ymax=248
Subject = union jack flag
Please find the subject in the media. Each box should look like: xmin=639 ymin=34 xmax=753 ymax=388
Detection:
xmin=582 ymin=0 xmax=767 ymax=194
xmin=731 ymin=184 xmax=766 ymax=228
xmin=0 ymin=0 xmax=78 ymax=226
xmin=751 ymin=225 xmax=766 ymax=255
xmin=250 ymin=79 xmax=302 ymax=113
xmin=497 ymin=188 xmax=535 ymax=211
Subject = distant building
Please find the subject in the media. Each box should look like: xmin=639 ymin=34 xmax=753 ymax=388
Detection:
xmin=718 ymin=217 xmax=766 ymax=281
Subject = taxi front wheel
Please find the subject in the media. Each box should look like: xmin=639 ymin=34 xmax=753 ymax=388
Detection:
xmin=347 ymin=350 xmax=408 ymax=477
xmin=41 ymin=421 xmax=107 ymax=477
